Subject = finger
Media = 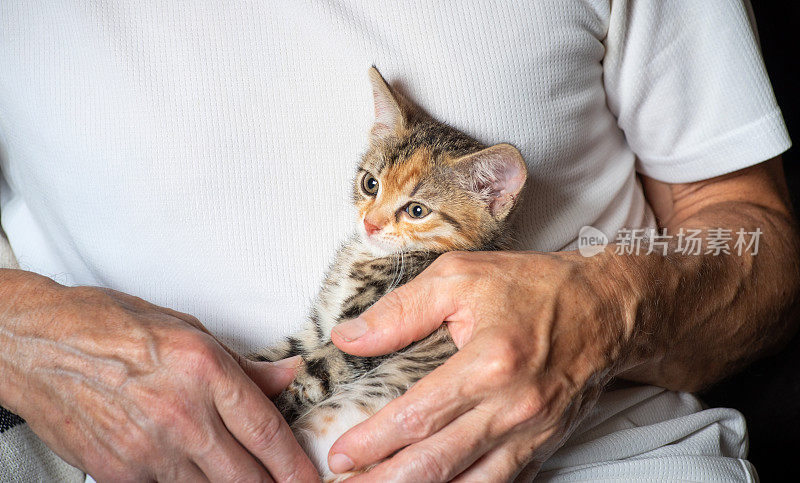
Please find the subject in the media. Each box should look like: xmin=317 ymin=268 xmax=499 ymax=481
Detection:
xmin=240 ymin=356 xmax=303 ymax=397
xmin=329 ymin=350 xmax=480 ymax=472
xmin=212 ymin=368 xmax=318 ymax=482
xmin=331 ymin=275 xmax=459 ymax=356
xmin=450 ymin=436 xmax=543 ymax=483
xmin=345 ymin=408 xmax=499 ymax=483
xmin=155 ymin=461 xmax=209 ymax=482
xmin=192 ymin=416 xmax=275 ymax=483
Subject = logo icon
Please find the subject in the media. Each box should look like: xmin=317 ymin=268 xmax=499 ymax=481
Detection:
xmin=578 ymin=225 xmax=608 ymax=257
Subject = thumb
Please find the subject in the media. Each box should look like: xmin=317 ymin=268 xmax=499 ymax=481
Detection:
xmin=240 ymin=356 xmax=303 ymax=397
xmin=331 ymin=278 xmax=457 ymax=356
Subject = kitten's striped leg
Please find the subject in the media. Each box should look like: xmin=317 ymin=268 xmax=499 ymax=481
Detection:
xmin=249 ymin=335 xmax=303 ymax=363
xmin=276 ymin=341 xmax=364 ymax=424
xmin=249 ymin=313 xmax=330 ymax=363
xmin=250 ymin=308 xmax=332 ymax=362
xmin=249 ymin=323 xmax=336 ymax=422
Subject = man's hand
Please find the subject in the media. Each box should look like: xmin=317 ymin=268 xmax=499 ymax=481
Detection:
xmin=0 ymin=269 xmax=318 ymax=482
xmin=327 ymin=250 xmax=635 ymax=481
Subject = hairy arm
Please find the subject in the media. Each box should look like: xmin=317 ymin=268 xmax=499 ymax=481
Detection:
xmin=619 ymin=156 xmax=800 ymax=390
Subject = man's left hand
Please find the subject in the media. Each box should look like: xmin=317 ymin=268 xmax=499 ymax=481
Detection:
xmin=328 ymin=249 xmax=636 ymax=481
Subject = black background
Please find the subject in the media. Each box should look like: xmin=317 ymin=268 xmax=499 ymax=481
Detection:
xmin=701 ymin=1 xmax=800 ymax=479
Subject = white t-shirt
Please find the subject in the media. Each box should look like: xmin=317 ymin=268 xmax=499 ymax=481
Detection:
xmin=0 ymin=1 xmax=790 ymax=353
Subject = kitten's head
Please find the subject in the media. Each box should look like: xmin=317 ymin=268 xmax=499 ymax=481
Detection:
xmin=354 ymin=67 xmax=528 ymax=257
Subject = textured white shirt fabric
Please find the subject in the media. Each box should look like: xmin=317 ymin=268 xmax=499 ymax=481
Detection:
xmin=0 ymin=1 xmax=790 ymax=480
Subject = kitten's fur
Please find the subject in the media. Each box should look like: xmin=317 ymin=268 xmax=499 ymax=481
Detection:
xmin=253 ymin=68 xmax=527 ymax=481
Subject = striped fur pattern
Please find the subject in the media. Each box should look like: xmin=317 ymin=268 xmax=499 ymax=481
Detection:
xmin=252 ymin=68 xmax=527 ymax=480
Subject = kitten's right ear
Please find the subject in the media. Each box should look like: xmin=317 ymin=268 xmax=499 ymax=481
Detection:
xmin=368 ymin=67 xmax=405 ymax=140
xmin=453 ymin=143 xmax=528 ymax=220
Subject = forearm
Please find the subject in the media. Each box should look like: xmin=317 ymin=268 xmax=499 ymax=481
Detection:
xmin=616 ymin=184 xmax=800 ymax=391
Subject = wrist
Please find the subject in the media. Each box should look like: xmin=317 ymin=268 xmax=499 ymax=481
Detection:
xmin=533 ymin=249 xmax=655 ymax=391
xmin=589 ymin=246 xmax=679 ymax=379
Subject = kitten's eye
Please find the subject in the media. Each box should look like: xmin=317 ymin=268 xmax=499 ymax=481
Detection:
xmin=362 ymin=174 xmax=379 ymax=195
xmin=405 ymin=202 xmax=431 ymax=219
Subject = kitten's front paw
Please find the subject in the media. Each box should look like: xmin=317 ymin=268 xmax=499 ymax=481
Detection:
xmin=287 ymin=362 xmax=328 ymax=405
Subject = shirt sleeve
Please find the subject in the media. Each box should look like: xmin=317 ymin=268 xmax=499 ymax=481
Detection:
xmin=602 ymin=0 xmax=791 ymax=183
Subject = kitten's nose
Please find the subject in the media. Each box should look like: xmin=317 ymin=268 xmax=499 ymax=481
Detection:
xmin=364 ymin=218 xmax=382 ymax=236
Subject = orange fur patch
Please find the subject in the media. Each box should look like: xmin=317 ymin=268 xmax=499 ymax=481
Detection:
xmin=383 ymin=148 xmax=431 ymax=194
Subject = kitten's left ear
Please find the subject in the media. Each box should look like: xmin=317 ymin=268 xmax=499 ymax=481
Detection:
xmin=368 ymin=67 xmax=405 ymax=140
xmin=454 ymin=143 xmax=528 ymax=220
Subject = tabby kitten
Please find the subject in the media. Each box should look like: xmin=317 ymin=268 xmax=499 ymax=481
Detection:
xmin=253 ymin=67 xmax=527 ymax=481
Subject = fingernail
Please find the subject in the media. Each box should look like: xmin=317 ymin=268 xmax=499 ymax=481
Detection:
xmin=332 ymin=318 xmax=368 ymax=342
xmin=329 ymin=453 xmax=354 ymax=473
xmin=271 ymin=355 xmax=303 ymax=369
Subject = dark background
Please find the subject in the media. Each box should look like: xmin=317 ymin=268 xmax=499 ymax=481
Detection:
xmin=702 ymin=1 xmax=800 ymax=479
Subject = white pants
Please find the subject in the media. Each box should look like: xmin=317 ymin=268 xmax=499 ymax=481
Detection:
xmin=538 ymin=385 xmax=755 ymax=481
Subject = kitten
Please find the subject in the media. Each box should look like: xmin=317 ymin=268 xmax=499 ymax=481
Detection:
xmin=253 ymin=67 xmax=527 ymax=481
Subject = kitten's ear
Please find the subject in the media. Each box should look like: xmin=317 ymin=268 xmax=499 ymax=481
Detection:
xmin=368 ymin=67 xmax=405 ymax=140
xmin=454 ymin=143 xmax=527 ymax=220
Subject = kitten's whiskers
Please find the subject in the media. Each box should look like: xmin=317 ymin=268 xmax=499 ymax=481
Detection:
xmin=387 ymin=249 xmax=406 ymax=295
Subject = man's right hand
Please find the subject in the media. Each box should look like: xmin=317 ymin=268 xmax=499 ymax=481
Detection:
xmin=0 ymin=269 xmax=317 ymax=482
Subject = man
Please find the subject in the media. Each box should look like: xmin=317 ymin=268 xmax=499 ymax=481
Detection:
xmin=0 ymin=1 xmax=797 ymax=481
